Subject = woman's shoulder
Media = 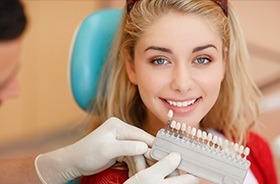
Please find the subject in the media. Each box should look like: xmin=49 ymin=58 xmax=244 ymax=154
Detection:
xmin=80 ymin=168 xmax=128 ymax=184
xmin=247 ymin=131 xmax=278 ymax=184
xmin=248 ymin=131 xmax=270 ymax=147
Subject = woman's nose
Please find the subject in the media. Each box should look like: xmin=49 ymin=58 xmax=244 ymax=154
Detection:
xmin=170 ymin=65 xmax=194 ymax=93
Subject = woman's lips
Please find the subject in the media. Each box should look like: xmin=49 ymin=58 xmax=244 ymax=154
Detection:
xmin=161 ymin=97 xmax=201 ymax=114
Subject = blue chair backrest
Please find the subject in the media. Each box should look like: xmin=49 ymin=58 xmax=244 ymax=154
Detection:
xmin=69 ymin=9 xmax=122 ymax=111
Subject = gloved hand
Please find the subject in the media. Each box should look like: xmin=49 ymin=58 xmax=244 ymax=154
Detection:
xmin=34 ymin=117 xmax=154 ymax=184
xmin=124 ymin=152 xmax=199 ymax=184
xmin=121 ymin=148 xmax=179 ymax=178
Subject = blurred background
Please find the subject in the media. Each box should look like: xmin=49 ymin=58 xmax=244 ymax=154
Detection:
xmin=0 ymin=0 xmax=279 ymax=178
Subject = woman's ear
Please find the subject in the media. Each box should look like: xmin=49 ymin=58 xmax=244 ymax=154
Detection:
xmin=125 ymin=60 xmax=138 ymax=85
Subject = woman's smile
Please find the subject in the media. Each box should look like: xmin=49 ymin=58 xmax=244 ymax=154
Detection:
xmin=160 ymin=97 xmax=202 ymax=114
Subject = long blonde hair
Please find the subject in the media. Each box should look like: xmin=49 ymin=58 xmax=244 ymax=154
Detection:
xmin=89 ymin=0 xmax=261 ymax=145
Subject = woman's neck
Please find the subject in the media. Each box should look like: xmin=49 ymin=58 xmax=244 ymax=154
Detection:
xmin=142 ymin=113 xmax=165 ymax=136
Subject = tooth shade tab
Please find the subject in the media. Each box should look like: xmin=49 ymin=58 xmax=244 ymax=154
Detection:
xmin=212 ymin=136 xmax=218 ymax=148
xmin=171 ymin=120 xmax=176 ymax=129
xmin=202 ymin=131 xmax=207 ymax=141
xmin=176 ymin=122 xmax=181 ymax=131
xmin=186 ymin=126 xmax=191 ymax=135
xmin=181 ymin=123 xmax=187 ymax=132
xmin=197 ymin=129 xmax=202 ymax=139
xmin=207 ymin=133 xmax=213 ymax=142
xmin=167 ymin=110 xmax=173 ymax=119
xmin=243 ymin=147 xmax=250 ymax=159
xmin=191 ymin=127 xmax=197 ymax=137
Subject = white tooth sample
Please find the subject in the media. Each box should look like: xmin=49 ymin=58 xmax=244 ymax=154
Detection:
xmin=171 ymin=120 xmax=176 ymax=129
xmin=238 ymin=145 xmax=244 ymax=157
xmin=186 ymin=126 xmax=191 ymax=135
xmin=202 ymin=131 xmax=207 ymax=142
xmin=181 ymin=123 xmax=187 ymax=132
xmin=207 ymin=133 xmax=213 ymax=145
xmin=176 ymin=122 xmax=181 ymax=131
xmin=223 ymin=139 xmax=229 ymax=153
xmin=182 ymin=101 xmax=188 ymax=107
xmin=243 ymin=147 xmax=250 ymax=159
xmin=212 ymin=136 xmax=218 ymax=147
xmin=167 ymin=110 xmax=173 ymax=119
xmin=233 ymin=143 xmax=239 ymax=156
xmin=191 ymin=127 xmax=197 ymax=137
xmin=197 ymin=129 xmax=202 ymax=140
xmin=229 ymin=142 xmax=235 ymax=155
xmin=217 ymin=137 xmax=223 ymax=149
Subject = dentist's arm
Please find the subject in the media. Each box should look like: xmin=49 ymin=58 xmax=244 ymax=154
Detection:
xmin=0 ymin=156 xmax=41 ymax=183
xmin=35 ymin=117 xmax=154 ymax=184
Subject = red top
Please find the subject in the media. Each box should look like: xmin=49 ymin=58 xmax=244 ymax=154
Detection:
xmin=80 ymin=132 xmax=278 ymax=184
xmin=247 ymin=132 xmax=278 ymax=184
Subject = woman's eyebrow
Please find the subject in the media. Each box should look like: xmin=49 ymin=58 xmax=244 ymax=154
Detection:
xmin=144 ymin=44 xmax=217 ymax=54
xmin=192 ymin=44 xmax=217 ymax=53
xmin=144 ymin=46 xmax=173 ymax=54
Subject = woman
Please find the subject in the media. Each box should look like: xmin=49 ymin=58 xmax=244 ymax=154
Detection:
xmin=81 ymin=0 xmax=278 ymax=183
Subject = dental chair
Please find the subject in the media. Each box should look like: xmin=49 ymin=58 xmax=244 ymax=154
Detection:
xmin=69 ymin=9 xmax=122 ymax=111
xmin=67 ymin=9 xmax=122 ymax=184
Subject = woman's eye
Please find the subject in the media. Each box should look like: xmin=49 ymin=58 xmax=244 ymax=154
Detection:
xmin=195 ymin=57 xmax=211 ymax=65
xmin=151 ymin=57 xmax=169 ymax=65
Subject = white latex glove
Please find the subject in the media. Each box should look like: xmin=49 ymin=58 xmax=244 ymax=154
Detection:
xmin=118 ymin=148 xmax=153 ymax=177
xmin=122 ymin=148 xmax=179 ymax=178
xmin=124 ymin=152 xmax=199 ymax=184
xmin=34 ymin=117 xmax=154 ymax=184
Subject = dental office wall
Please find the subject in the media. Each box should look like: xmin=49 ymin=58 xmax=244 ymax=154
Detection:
xmin=0 ymin=0 xmax=279 ymax=177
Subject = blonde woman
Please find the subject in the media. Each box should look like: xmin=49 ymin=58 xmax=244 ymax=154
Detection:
xmin=81 ymin=0 xmax=277 ymax=183
xmin=0 ymin=1 xmax=154 ymax=184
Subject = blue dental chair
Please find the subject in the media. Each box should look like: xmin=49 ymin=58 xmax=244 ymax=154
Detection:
xmin=67 ymin=9 xmax=122 ymax=184
xmin=69 ymin=9 xmax=122 ymax=111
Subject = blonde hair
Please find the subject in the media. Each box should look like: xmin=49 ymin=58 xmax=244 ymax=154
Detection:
xmin=89 ymin=0 xmax=261 ymax=144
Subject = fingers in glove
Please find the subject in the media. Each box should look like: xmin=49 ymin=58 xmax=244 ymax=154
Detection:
xmin=113 ymin=118 xmax=155 ymax=147
xmin=124 ymin=157 xmax=135 ymax=177
xmin=134 ymin=155 xmax=146 ymax=173
xmin=167 ymin=169 xmax=180 ymax=177
xmin=146 ymin=152 xmax=181 ymax=178
xmin=111 ymin=140 xmax=148 ymax=157
xmin=144 ymin=148 xmax=156 ymax=167
xmin=124 ymin=155 xmax=147 ymax=177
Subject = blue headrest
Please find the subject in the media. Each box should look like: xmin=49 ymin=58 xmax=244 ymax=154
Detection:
xmin=69 ymin=9 xmax=122 ymax=111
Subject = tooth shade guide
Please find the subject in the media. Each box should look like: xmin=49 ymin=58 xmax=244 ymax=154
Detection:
xmin=151 ymin=128 xmax=251 ymax=183
xmin=164 ymin=122 xmax=250 ymax=159
xmin=164 ymin=111 xmax=250 ymax=159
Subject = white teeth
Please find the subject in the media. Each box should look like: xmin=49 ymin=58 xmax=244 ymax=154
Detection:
xmin=167 ymin=99 xmax=196 ymax=107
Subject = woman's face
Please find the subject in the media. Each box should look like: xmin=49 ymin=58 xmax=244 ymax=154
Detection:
xmin=126 ymin=13 xmax=225 ymax=134
xmin=0 ymin=38 xmax=21 ymax=103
